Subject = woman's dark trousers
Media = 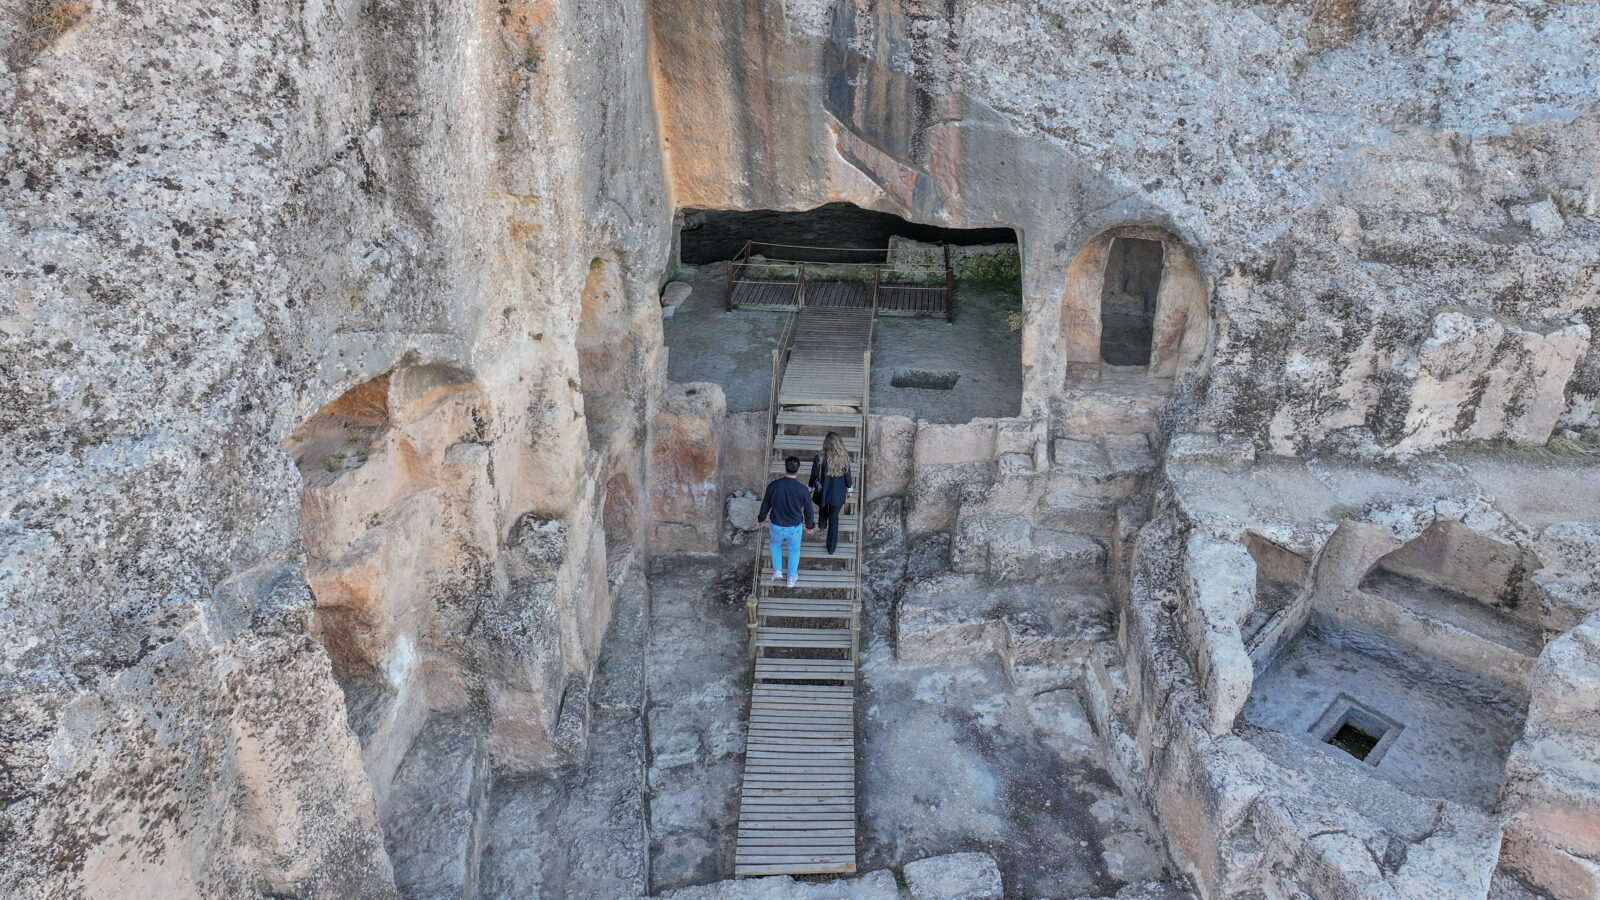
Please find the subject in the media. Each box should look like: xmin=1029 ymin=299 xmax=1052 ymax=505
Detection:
xmin=819 ymin=504 xmax=841 ymax=554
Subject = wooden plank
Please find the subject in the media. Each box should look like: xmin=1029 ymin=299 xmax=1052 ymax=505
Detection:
xmin=750 ymin=699 xmax=854 ymax=711
xmin=741 ymin=789 xmax=855 ymax=800
xmin=745 ymin=698 xmax=851 ymax=711
xmin=734 ymin=859 xmax=855 ymax=868
xmin=750 ymin=695 xmax=854 ymax=706
xmin=757 ymin=596 xmax=857 ymax=607
xmin=752 ymin=658 xmax=857 ymax=671
xmin=745 ymin=738 xmax=854 ymax=750
xmin=756 ymin=577 xmax=857 ymax=589
xmin=775 ymin=412 xmax=862 ymax=426
xmin=735 ymin=850 xmax=856 ymax=861
xmin=739 ymin=787 xmax=854 ymax=796
xmin=751 ymin=656 xmax=857 ymax=670
xmin=746 ymin=731 xmax=853 ymax=743
xmin=735 ymin=857 xmax=855 ymax=867
xmin=746 ymin=716 xmax=853 ymax=727
xmin=737 ymin=831 xmax=856 ymax=842
xmin=739 ymin=781 xmax=854 ymax=791
xmin=757 ymin=606 xmax=855 ymax=619
xmin=749 ymin=702 xmax=854 ymax=715
xmin=748 ymin=706 xmax=853 ymax=716
xmin=739 ymin=819 xmax=857 ymax=826
xmin=739 ymin=806 xmax=855 ymax=817
xmin=738 ymin=811 xmax=854 ymax=821
xmin=746 ymin=724 xmax=854 ymax=736
xmin=745 ymin=707 xmax=851 ymax=720
xmin=756 ymin=607 xmax=854 ymax=620
xmin=739 ymin=812 xmax=854 ymax=822
xmin=745 ymin=768 xmax=855 ymax=778
xmin=749 ymin=708 xmax=854 ymax=719
xmin=738 ymin=805 xmax=855 ymax=816
xmin=737 ymin=834 xmax=856 ymax=845
xmin=751 ymin=685 xmax=853 ymax=696
xmin=755 ymin=626 xmax=853 ymax=640
xmin=736 ymin=842 xmax=856 ymax=852
xmin=738 ymin=816 xmax=854 ymax=825
xmin=740 ymin=774 xmax=854 ymax=785
xmin=740 ymin=766 xmax=854 ymax=777
xmin=739 ymin=795 xmax=853 ymax=805
xmin=745 ymin=720 xmax=857 ymax=730
xmin=734 ymin=852 xmax=857 ymax=864
xmin=746 ymin=723 xmax=853 ymax=734
xmin=734 ymin=859 xmax=856 ymax=866
xmin=751 ymin=692 xmax=853 ymax=702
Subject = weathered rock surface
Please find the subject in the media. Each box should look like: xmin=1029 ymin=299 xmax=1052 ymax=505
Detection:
xmin=382 ymin=717 xmax=488 ymax=900
xmin=661 ymin=281 xmax=693 ymax=307
xmin=651 ymin=382 xmax=727 ymax=553
xmin=2 ymin=0 xmax=669 ymax=892
xmin=903 ymin=851 xmax=1004 ymax=900
xmin=726 ymin=490 xmax=761 ymax=532
xmin=1499 ymin=610 xmax=1600 ymax=899
xmin=654 ymin=0 xmax=1600 ymax=456
xmin=657 ymin=869 xmax=900 ymax=900
xmin=895 ymin=573 xmax=1112 ymax=687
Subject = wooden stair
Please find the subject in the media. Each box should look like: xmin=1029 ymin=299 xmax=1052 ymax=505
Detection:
xmin=735 ymin=305 xmax=872 ymax=877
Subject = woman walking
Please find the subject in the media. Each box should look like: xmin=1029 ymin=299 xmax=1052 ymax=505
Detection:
xmin=808 ymin=432 xmax=854 ymax=555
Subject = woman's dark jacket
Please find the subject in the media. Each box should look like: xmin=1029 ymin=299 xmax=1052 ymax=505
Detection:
xmin=809 ymin=453 xmax=852 ymax=507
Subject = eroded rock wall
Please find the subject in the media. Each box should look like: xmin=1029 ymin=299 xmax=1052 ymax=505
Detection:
xmin=1 ymin=0 xmax=670 ymax=894
xmin=651 ymin=0 xmax=1600 ymax=455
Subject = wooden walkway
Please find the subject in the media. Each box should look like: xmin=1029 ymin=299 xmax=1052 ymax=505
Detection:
xmin=735 ymin=306 xmax=873 ymax=877
xmin=730 ymin=279 xmax=800 ymax=310
xmin=727 ymin=241 xmax=955 ymax=320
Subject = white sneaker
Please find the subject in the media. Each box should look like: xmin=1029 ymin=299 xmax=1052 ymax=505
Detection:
xmin=786 ymin=578 xmax=797 ymax=588
xmin=771 ymin=573 xmax=784 ymax=584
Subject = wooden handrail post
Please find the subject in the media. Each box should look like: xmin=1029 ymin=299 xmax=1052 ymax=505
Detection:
xmin=871 ymin=264 xmax=880 ymax=317
xmin=944 ymin=242 xmax=955 ymax=323
xmin=797 ymin=262 xmax=806 ymax=310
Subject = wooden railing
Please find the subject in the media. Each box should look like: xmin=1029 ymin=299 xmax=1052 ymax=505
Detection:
xmin=726 ymin=241 xmax=956 ymax=318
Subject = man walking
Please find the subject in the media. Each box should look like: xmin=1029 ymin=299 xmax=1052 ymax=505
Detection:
xmin=757 ymin=456 xmax=815 ymax=588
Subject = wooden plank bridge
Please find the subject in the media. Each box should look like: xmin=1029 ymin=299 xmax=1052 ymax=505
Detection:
xmin=727 ymin=241 xmax=957 ymax=321
xmin=735 ymin=305 xmax=873 ymax=877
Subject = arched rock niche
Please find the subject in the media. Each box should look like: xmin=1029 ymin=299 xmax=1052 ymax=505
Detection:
xmin=1058 ymin=226 xmax=1209 ymax=378
xmin=285 ymin=363 xmax=496 ymax=810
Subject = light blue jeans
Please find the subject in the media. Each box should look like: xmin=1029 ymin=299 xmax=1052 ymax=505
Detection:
xmin=769 ymin=523 xmax=802 ymax=582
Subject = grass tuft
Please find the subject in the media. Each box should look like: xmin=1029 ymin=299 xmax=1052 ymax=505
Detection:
xmin=11 ymin=0 xmax=84 ymax=66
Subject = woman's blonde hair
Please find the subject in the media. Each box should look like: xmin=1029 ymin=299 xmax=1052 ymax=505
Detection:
xmin=822 ymin=431 xmax=851 ymax=471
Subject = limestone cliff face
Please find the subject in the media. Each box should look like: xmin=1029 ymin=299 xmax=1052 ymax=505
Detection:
xmin=651 ymin=0 xmax=1600 ymax=454
xmin=0 ymin=0 xmax=668 ymax=895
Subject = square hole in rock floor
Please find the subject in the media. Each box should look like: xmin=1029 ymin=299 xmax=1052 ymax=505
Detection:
xmin=1328 ymin=722 xmax=1381 ymax=760
xmin=1310 ymin=694 xmax=1404 ymax=766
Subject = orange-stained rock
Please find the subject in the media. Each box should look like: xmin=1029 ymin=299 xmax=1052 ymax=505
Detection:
xmin=649 ymin=381 xmax=726 ymax=554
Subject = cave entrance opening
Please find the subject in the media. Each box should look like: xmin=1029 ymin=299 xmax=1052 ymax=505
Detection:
xmin=1098 ymin=237 xmax=1163 ymax=366
xmin=665 ymin=203 xmax=1023 ymax=423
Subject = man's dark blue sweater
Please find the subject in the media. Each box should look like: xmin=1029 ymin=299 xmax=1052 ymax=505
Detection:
xmin=757 ymin=476 xmax=815 ymax=529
